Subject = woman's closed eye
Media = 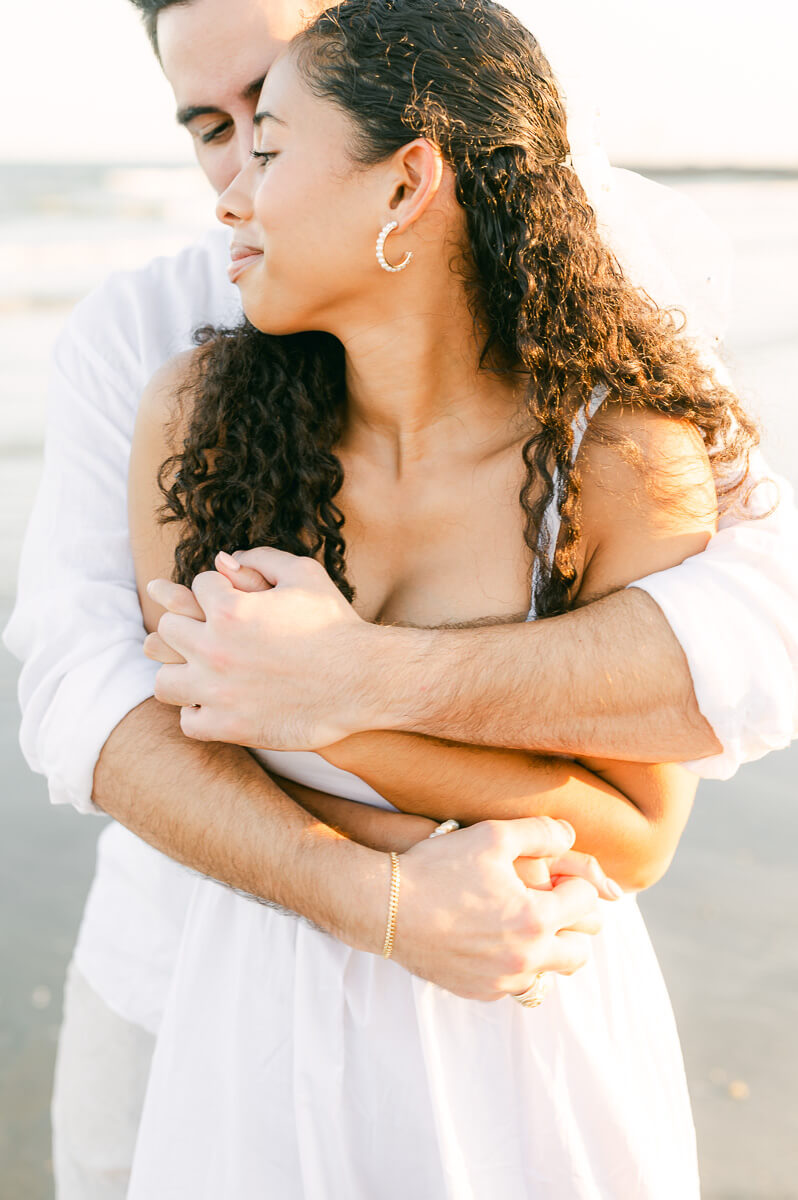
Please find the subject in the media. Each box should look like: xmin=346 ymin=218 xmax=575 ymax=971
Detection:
xmin=250 ymin=149 xmax=278 ymax=167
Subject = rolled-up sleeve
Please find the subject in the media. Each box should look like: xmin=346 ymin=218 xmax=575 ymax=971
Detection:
xmin=630 ymin=453 xmax=798 ymax=780
xmin=3 ymin=309 xmax=158 ymax=815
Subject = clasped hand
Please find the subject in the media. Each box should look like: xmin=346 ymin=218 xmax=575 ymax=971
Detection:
xmin=145 ymin=547 xmax=376 ymax=749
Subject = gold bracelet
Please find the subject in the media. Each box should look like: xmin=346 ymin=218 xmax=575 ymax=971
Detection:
xmin=381 ymin=852 xmax=401 ymax=959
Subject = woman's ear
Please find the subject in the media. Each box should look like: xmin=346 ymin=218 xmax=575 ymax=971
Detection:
xmin=386 ymin=138 xmax=445 ymax=231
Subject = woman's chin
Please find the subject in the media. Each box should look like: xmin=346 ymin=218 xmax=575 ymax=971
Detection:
xmin=243 ymin=307 xmax=309 ymax=337
xmin=237 ymin=272 xmax=322 ymax=336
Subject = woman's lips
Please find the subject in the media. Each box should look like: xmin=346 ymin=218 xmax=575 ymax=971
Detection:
xmin=228 ymin=245 xmax=264 ymax=283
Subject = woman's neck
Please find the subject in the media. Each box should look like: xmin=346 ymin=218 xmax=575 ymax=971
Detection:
xmin=337 ymin=306 xmax=529 ymax=477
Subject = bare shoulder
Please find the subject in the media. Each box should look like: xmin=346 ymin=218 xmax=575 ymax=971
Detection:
xmin=129 ymin=348 xmax=204 ymax=629
xmin=571 ymin=397 xmax=718 ymax=606
xmin=136 ymin=346 xmax=202 ymax=451
xmin=580 ymin=399 xmax=716 ymax=513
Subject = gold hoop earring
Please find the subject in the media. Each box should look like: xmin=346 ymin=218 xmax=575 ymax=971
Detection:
xmin=376 ymin=221 xmax=413 ymax=273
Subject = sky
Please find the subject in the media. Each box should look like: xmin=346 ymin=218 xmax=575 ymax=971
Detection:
xmin=2 ymin=0 xmax=797 ymax=168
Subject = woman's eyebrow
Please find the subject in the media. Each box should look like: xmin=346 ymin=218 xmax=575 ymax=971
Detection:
xmin=253 ymin=110 xmax=289 ymax=128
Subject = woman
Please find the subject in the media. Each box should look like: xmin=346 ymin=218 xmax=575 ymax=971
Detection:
xmin=126 ymin=0 xmax=758 ymax=1194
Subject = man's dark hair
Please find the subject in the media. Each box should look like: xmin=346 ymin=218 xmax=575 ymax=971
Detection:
xmin=128 ymin=0 xmax=192 ymax=58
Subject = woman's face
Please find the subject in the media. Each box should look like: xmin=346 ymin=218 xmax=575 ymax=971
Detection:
xmin=216 ymin=49 xmax=394 ymax=336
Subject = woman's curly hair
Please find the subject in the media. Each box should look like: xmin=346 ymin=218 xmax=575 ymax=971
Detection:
xmin=160 ymin=0 xmax=759 ymax=617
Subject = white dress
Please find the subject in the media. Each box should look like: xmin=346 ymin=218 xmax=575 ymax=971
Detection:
xmin=127 ymin=394 xmax=700 ymax=1199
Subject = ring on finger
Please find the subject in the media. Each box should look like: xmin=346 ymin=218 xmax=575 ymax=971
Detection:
xmin=511 ymin=972 xmax=550 ymax=1008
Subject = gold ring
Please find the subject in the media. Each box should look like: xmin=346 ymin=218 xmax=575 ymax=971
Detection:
xmin=511 ymin=972 xmax=550 ymax=1008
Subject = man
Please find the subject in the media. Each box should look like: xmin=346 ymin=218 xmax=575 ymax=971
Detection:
xmin=3 ymin=0 xmax=797 ymax=1196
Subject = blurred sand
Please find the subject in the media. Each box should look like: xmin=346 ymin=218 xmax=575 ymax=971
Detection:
xmin=1 ymin=166 xmax=796 ymax=1198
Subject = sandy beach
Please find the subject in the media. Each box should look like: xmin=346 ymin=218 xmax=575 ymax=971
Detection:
xmin=1 ymin=163 xmax=796 ymax=1198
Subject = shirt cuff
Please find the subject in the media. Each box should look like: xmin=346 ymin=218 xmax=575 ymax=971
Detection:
xmin=23 ymin=645 xmax=160 ymax=815
xmin=629 ymin=562 xmax=796 ymax=780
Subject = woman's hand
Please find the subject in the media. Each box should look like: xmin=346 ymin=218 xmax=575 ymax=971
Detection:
xmin=515 ymin=845 xmax=622 ymax=906
xmin=142 ymin=552 xmax=270 ymax=663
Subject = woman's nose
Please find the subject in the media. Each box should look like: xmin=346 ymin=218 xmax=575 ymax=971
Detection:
xmin=215 ymin=164 xmax=254 ymax=227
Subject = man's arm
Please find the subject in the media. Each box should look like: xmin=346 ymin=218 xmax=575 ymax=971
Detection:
xmin=163 ymin=458 xmax=795 ymax=776
xmin=2 ymin=300 xmax=166 ymax=815
xmin=92 ymin=696 xmax=389 ymax=949
xmin=387 ymin=453 xmax=797 ymax=774
xmin=93 ymin=696 xmax=609 ymax=999
xmin=366 ymin=448 xmax=798 ymax=772
xmin=149 ymin=546 xmax=719 ymax=764
xmin=376 ymin=586 xmax=719 ymax=761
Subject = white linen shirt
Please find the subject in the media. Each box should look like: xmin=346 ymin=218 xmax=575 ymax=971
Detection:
xmin=4 ymin=227 xmax=798 ymax=1033
xmin=3 ymin=228 xmax=240 ymax=1031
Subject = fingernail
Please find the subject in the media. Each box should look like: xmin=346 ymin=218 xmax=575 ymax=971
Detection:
xmin=557 ymin=819 xmax=576 ymax=843
xmin=217 ymin=551 xmax=240 ymax=571
xmin=146 ymin=580 xmax=156 ymax=595
xmin=606 ymin=879 xmax=624 ymax=899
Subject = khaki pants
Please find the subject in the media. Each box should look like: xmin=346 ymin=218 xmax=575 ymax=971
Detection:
xmin=51 ymin=959 xmax=156 ymax=1200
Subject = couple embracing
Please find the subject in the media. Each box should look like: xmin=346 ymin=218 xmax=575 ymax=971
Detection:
xmin=6 ymin=0 xmax=798 ymax=1196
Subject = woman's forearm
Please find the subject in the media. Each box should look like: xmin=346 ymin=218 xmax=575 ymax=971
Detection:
xmin=270 ymin=773 xmax=438 ymax=853
xmin=319 ymin=732 xmax=694 ymax=890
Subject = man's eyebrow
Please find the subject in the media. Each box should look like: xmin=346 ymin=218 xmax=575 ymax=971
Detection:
xmin=253 ymin=110 xmax=288 ymax=128
xmin=176 ymin=76 xmax=267 ymax=126
xmin=176 ymin=104 xmax=222 ymax=127
xmin=241 ymin=74 xmax=267 ymax=100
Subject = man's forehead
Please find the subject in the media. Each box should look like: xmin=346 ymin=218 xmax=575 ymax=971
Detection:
xmin=158 ymin=0 xmax=304 ymax=113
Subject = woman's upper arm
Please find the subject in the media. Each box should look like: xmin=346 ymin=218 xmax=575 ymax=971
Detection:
xmin=563 ymin=403 xmax=714 ymax=860
xmin=128 ymin=351 xmax=196 ymax=634
xmin=572 ymin=403 xmax=719 ymax=608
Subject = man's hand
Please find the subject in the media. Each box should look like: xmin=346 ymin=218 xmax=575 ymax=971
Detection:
xmin=394 ymin=816 xmax=606 ymax=1000
xmin=145 ymin=548 xmax=386 ymax=748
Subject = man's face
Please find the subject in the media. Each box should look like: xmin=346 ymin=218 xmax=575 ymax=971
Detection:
xmin=157 ymin=0 xmax=313 ymax=195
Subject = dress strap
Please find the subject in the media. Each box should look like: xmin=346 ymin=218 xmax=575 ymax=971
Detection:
xmin=527 ymin=384 xmax=610 ymax=616
xmin=569 ymin=383 xmax=609 ymax=469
